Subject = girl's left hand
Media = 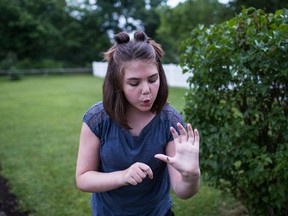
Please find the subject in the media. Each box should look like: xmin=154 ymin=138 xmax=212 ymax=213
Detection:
xmin=155 ymin=123 xmax=200 ymax=181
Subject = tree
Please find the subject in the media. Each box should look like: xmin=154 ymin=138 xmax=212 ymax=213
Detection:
xmin=227 ymin=0 xmax=288 ymax=13
xmin=156 ymin=0 xmax=233 ymax=63
xmin=181 ymin=8 xmax=288 ymax=215
xmin=0 ymin=0 xmax=71 ymax=61
xmin=94 ymin=0 xmax=164 ymax=37
xmin=59 ymin=2 xmax=111 ymax=65
xmin=0 ymin=0 xmax=110 ymax=68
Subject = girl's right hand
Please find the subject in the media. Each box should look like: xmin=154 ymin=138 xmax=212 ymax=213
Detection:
xmin=122 ymin=162 xmax=153 ymax=186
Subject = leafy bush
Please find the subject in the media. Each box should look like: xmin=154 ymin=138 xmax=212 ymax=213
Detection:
xmin=181 ymin=7 xmax=288 ymax=216
xmin=8 ymin=66 xmax=22 ymax=81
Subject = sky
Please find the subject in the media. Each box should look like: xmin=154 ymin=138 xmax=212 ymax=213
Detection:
xmin=167 ymin=0 xmax=230 ymax=8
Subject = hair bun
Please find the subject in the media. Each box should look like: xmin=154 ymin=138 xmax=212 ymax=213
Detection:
xmin=134 ymin=30 xmax=148 ymax=42
xmin=115 ymin=32 xmax=130 ymax=44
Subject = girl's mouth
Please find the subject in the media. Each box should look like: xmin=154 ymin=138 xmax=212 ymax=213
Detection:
xmin=142 ymin=99 xmax=151 ymax=107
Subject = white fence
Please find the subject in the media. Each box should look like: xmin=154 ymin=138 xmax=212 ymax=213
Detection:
xmin=92 ymin=61 xmax=190 ymax=88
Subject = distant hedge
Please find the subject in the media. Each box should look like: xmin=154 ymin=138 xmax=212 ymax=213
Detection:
xmin=181 ymin=8 xmax=288 ymax=216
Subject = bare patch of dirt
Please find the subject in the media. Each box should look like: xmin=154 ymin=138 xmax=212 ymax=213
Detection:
xmin=0 ymin=175 xmax=30 ymax=216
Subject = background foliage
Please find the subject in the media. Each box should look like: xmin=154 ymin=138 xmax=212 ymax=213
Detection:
xmin=1 ymin=0 xmax=288 ymax=68
xmin=181 ymin=7 xmax=288 ymax=216
xmin=156 ymin=0 xmax=232 ymax=63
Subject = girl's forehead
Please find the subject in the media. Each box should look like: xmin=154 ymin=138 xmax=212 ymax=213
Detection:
xmin=122 ymin=61 xmax=158 ymax=78
xmin=123 ymin=59 xmax=155 ymax=67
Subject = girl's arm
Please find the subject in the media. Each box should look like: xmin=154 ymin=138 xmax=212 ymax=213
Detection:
xmin=155 ymin=123 xmax=201 ymax=199
xmin=76 ymin=123 xmax=153 ymax=192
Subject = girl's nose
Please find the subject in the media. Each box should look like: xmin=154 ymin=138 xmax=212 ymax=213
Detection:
xmin=142 ymin=82 xmax=150 ymax=95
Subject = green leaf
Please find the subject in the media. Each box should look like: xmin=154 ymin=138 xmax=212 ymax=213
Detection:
xmin=233 ymin=160 xmax=242 ymax=169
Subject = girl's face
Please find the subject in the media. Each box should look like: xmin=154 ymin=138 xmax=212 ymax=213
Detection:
xmin=122 ymin=60 xmax=160 ymax=113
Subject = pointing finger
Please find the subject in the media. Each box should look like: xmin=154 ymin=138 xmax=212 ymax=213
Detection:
xmin=139 ymin=164 xmax=153 ymax=179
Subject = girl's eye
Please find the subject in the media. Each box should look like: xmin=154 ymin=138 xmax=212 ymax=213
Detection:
xmin=128 ymin=82 xmax=139 ymax=86
xmin=149 ymin=76 xmax=158 ymax=83
xmin=149 ymin=78 xmax=157 ymax=83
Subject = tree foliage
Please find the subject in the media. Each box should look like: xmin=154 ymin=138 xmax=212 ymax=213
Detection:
xmin=1 ymin=0 xmax=287 ymax=68
xmin=0 ymin=0 xmax=166 ymax=68
xmin=228 ymin=0 xmax=288 ymax=14
xmin=156 ymin=0 xmax=233 ymax=63
xmin=0 ymin=0 xmax=110 ymax=68
xmin=181 ymin=7 xmax=288 ymax=215
xmin=94 ymin=0 xmax=164 ymax=39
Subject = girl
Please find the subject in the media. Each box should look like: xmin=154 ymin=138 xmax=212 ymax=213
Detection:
xmin=76 ymin=30 xmax=200 ymax=216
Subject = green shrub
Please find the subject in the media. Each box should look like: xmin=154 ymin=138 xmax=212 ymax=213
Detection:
xmin=8 ymin=66 xmax=22 ymax=81
xmin=181 ymin=7 xmax=288 ymax=216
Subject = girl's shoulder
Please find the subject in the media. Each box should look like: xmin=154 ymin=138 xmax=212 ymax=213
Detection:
xmin=82 ymin=102 xmax=109 ymax=131
xmin=160 ymin=103 xmax=184 ymax=124
xmin=83 ymin=102 xmax=107 ymax=120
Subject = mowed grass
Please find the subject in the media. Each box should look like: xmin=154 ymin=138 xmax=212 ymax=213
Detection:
xmin=0 ymin=74 xmax=238 ymax=216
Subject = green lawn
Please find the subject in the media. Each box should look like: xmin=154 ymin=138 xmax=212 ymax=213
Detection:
xmin=0 ymin=74 xmax=239 ymax=216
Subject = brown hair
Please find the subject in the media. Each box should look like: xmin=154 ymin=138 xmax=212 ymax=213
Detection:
xmin=102 ymin=30 xmax=168 ymax=129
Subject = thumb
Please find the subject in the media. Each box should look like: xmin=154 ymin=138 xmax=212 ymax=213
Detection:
xmin=155 ymin=154 xmax=171 ymax=164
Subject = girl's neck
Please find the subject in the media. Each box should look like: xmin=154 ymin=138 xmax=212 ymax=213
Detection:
xmin=126 ymin=107 xmax=156 ymax=136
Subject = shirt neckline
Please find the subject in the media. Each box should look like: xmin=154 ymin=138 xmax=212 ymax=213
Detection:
xmin=125 ymin=112 xmax=161 ymax=139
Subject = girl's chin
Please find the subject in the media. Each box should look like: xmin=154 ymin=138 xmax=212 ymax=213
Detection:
xmin=136 ymin=107 xmax=151 ymax=112
xmin=129 ymin=104 xmax=152 ymax=113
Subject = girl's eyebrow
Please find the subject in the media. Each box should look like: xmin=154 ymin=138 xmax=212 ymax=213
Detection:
xmin=126 ymin=73 xmax=159 ymax=80
xmin=127 ymin=77 xmax=139 ymax=81
xmin=149 ymin=73 xmax=159 ymax=78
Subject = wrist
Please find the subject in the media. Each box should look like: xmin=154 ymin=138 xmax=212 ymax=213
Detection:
xmin=181 ymin=169 xmax=201 ymax=182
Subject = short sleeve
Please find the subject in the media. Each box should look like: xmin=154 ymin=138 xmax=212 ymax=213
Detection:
xmin=82 ymin=102 xmax=108 ymax=138
xmin=161 ymin=104 xmax=185 ymax=142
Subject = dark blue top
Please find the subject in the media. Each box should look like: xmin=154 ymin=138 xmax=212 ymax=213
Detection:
xmin=83 ymin=102 xmax=184 ymax=216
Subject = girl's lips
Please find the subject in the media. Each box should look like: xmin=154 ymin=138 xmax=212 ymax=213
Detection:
xmin=142 ymin=99 xmax=151 ymax=107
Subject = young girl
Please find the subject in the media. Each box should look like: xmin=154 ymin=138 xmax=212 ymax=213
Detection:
xmin=76 ymin=30 xmax=200 ymax=216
